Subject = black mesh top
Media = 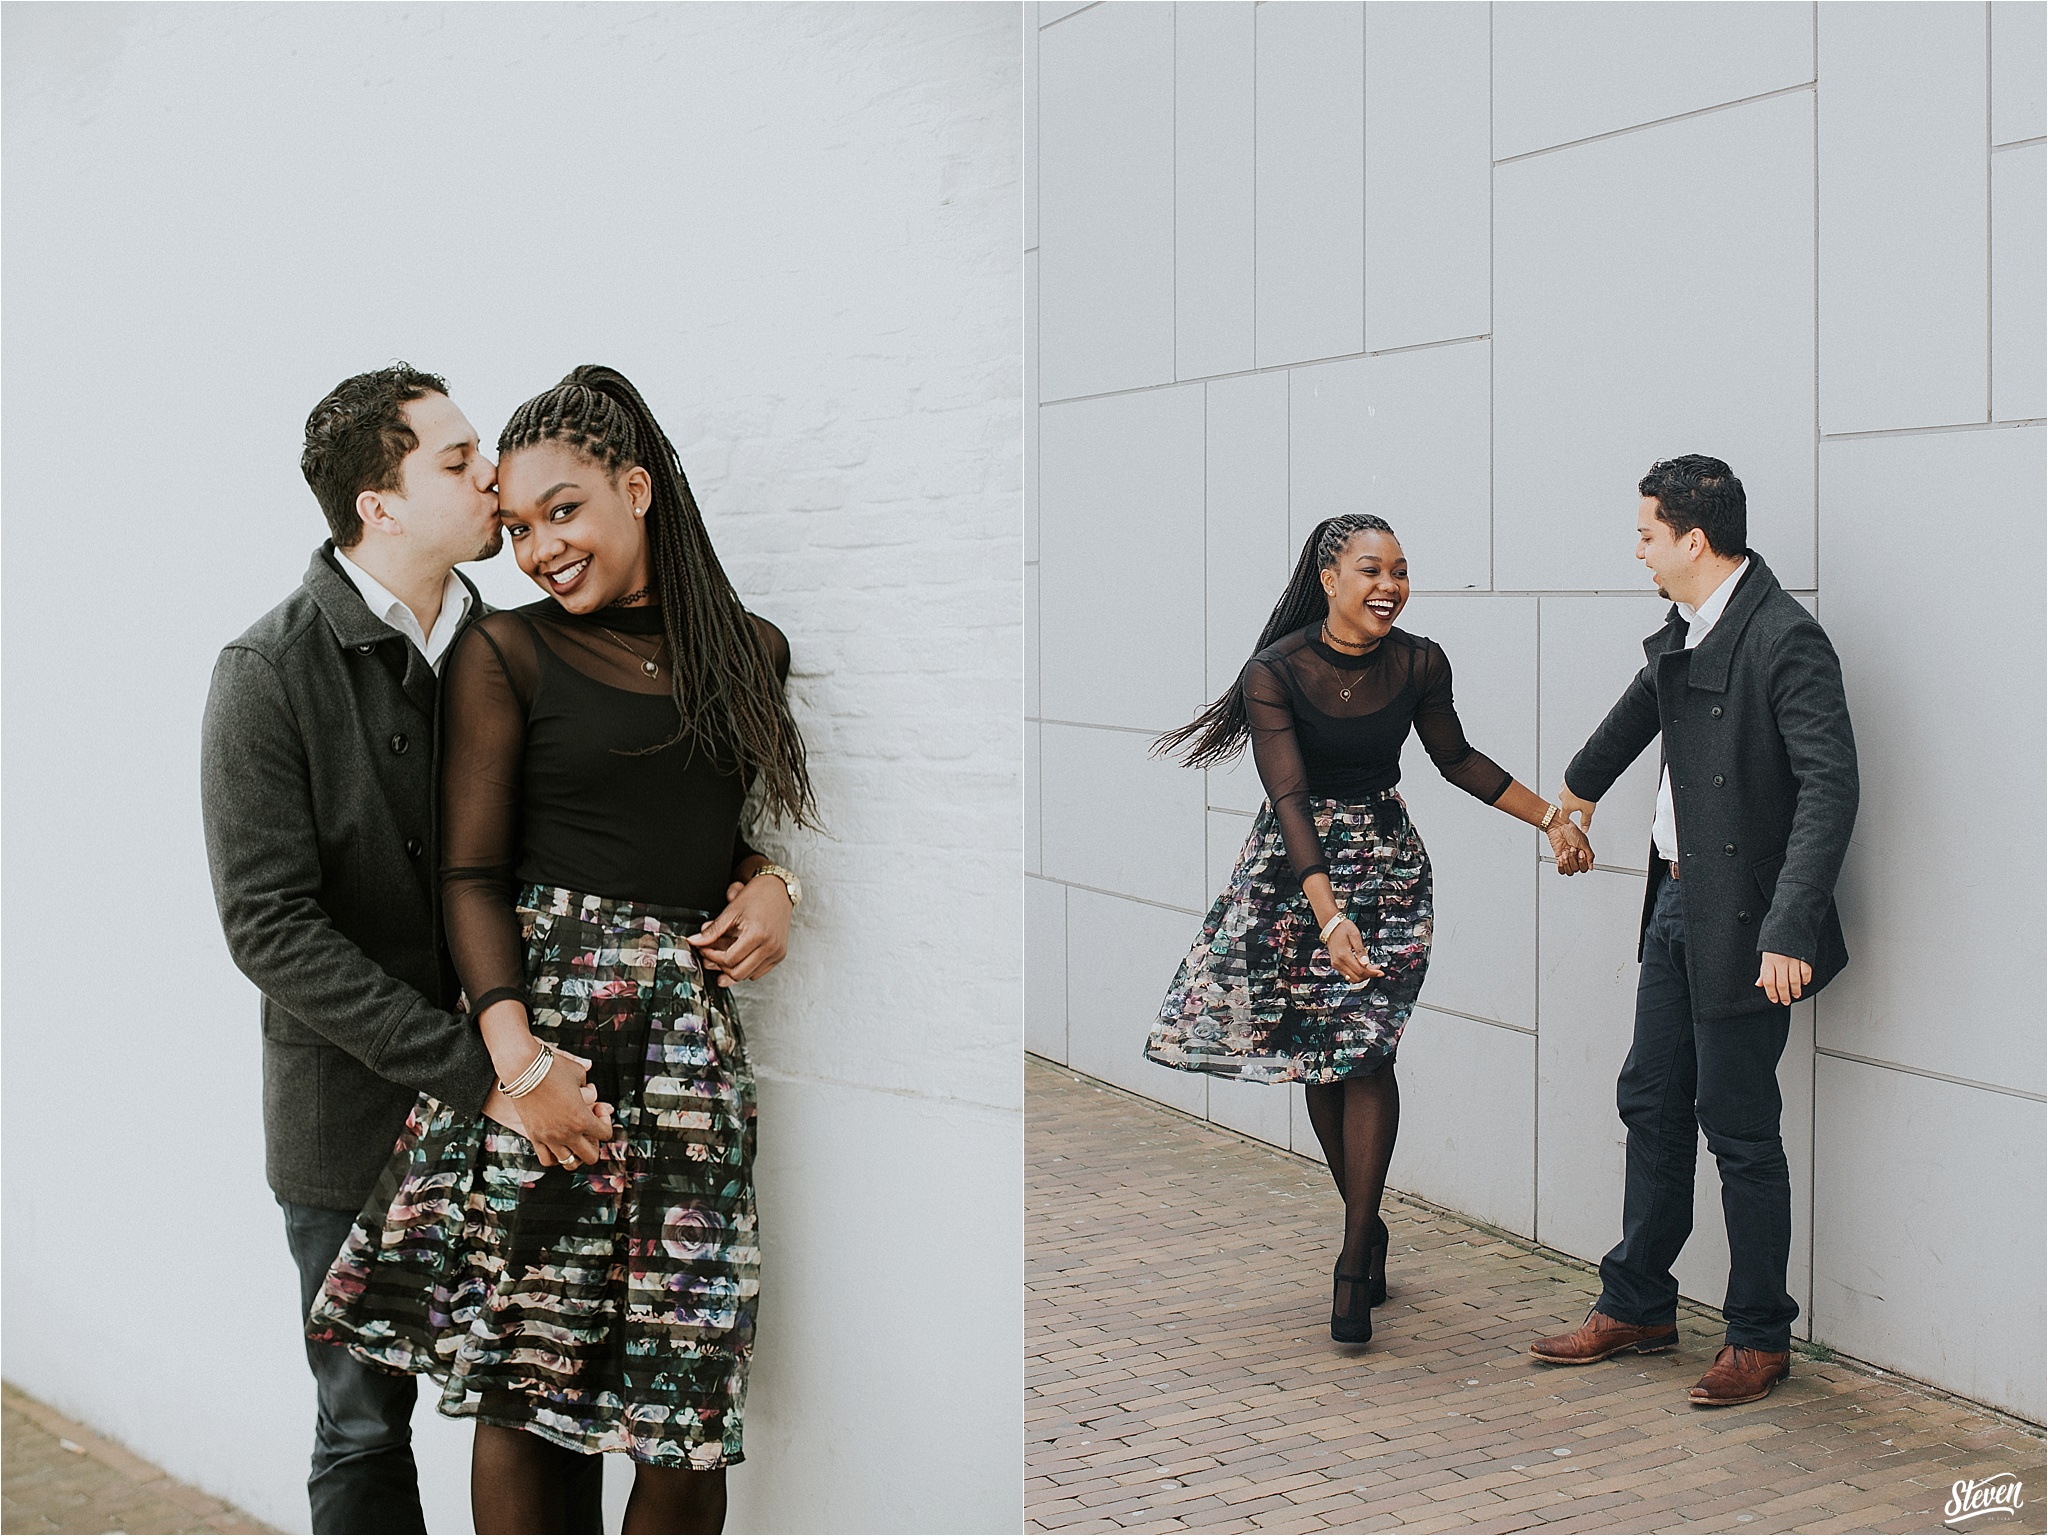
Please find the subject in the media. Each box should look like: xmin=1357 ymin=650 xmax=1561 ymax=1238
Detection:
xmin=1246 ymin=625 xmax=1512 ymax=885
xmin=441 ymin=599 xmax=789 ymax=1013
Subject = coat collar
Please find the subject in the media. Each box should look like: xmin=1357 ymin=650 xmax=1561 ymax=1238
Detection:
xmin=1644 ymin=552 xmax=1777 ymax=694
xmin=304 ymin=541 xmax=484 ymax=652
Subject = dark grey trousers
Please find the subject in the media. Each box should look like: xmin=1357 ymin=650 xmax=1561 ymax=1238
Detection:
xmin=1594 ymin=875 xmax=1801 ymax=1352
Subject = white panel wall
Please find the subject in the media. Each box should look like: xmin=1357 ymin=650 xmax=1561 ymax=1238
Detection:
xmin=3 ymin=5 xmax=1022 ymax=1530
xmin=1254 ymin=2 xmax=1365 ymax=368
xmin=1176 ymin=2 xmax=1256 ymax=381
xmin=1030 ymin=0 xmax=2047 ymax=1421
xmin=1493 ymin=2 xmax=1813 ymax=159
xmin=1364 ymin=2 xmax=1490 ymax=352
xmin=1039 ymin=1 xmax=1174 ymax=401
xmin=1496 ymin=90 xmax=1816 ymax=593
xmin=1818 ymin=3 xmax=1989 ymax=434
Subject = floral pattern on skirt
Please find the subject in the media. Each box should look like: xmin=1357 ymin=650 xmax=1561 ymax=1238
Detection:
xmin=307 ymin=884 xmax=758 ymax=1469
xmin=1145 ymin=791 xmax=1433 ymax=1084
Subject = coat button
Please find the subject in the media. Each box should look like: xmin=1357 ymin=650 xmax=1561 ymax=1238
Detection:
xmin=356 ymin=642 xmax=375 ymax=654
xmin=405 ymin=837 xmax=424 ymax=859
xmin=1713 ymin=775 xmax=1725 ymax=786
xmin=1737 ymin=911 xmax=1751 ymax=924
xmin=389 ymin=733 xmax=409 ymax=756
xmin=1723 ymin=843 xmax=1737 ymax=856
xmin=1711 ymin=705 xmax=1724 ymax=718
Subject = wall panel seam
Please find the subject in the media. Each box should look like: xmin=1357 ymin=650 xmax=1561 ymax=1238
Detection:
xmin=1820 ymin=418 xmax=2046 ymax=440
xmin=1494 ymin=82 xmax=1815 ymax=167
xmin=1992 ymin=135 xmax=2047 ymax=151
xmin=1416 ymin=1001 xmax=1534 ymax=1038
xmin=1041 ymin=334 xmax=1492 ymax=407
xmin=1033 ymin=875 xmax=1206 ymax=920
xmin=1814 ymin=1047 xmax=2047 ymax=1103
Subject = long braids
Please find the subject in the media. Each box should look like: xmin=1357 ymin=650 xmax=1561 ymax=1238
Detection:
xmin=499 ymin=365 xmax=820 ymax=830
xmin=1152 ymin=514 xmax=1396 ymax=768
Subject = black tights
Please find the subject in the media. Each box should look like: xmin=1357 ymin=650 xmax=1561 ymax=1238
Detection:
xmin=1302 ymin=1066 xmax=1401 ymax=1318
xmin=472 ymin=1423 xmax=727 ymax=1534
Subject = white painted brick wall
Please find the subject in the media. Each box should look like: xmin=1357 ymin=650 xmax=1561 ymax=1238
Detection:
xmin=3 ymin=4 xmax=1022 ymax=1529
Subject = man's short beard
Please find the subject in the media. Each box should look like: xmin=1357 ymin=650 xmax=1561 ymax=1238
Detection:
xmin=472 ymin=527 xmax=505 ymax=562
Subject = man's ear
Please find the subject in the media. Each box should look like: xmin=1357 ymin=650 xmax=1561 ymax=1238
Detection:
xmin=357 ymin=487 xmax=401 ymax=537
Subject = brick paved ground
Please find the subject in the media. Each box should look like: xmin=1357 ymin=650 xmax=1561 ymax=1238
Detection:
xmin=2 ymin=1383 xmax=273 ymax=1535
xmin=1027 ymin=1058 xmax=2047 ymax=1535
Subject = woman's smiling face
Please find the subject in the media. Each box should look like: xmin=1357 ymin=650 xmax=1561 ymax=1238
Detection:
xmin=496 ymin=442 xmax=655 ymax=612
xmin=1320 ymin=528 xmax=1410 ymax=641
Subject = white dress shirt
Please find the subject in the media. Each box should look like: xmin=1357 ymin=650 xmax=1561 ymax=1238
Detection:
xmin=333 ymin=548 xmax=474 ymax=673
xmin=1651 ymin=556 xmax=1750 ymax=863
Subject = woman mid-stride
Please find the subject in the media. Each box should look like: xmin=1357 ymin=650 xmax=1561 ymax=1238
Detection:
xmin=1147 ymin=514 xmax=1592 ymax=1346
xmin=310 ymin=367 xmax=816 ymax=1534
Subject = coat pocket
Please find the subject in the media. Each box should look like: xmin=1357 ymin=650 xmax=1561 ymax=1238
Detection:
xmin=1751 ymin=852 xmax=1787 ymax=903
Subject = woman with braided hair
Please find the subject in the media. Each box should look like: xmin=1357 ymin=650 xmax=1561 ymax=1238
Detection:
xmin=1145 ymin=516 xmax=1593 ymax=1348
xmin=310 ymin=366 xmax=815 ymax=1533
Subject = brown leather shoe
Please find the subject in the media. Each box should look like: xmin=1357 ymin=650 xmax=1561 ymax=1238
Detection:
xmin=1688 ymin=1345 xmax=1791 ymax=1406
xmin=1529 ymin=1309 xmax=1680 ymax=1364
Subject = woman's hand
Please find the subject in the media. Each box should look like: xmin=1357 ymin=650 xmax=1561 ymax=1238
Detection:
xmin=687 ymin=874 xmax=792 ymax=986
xmin=1547 ymin=817 xmax=1595 ymax=876
xmin=483 ymin=1073 xmax=611 ymax=1164
xmin=1324 ymin=919 xmax=1386 ymax=986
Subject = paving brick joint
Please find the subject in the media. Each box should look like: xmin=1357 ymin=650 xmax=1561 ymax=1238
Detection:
xmin=2 ymin=1383 xmax=273 ymax=1536
xmin=1027 ymin=1057 xmax=2047 ymax=1535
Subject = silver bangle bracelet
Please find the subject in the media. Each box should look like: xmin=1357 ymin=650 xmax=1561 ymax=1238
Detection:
xmin=499 ymin=1044 xmax=555 ymax=1100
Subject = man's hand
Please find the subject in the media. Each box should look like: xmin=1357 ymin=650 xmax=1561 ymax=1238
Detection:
xmin=1756 ymin=952 xmax=1812 ymax=1006
xmin=687 ymin=875 xmax=792 ymax=987
xmin=1558 ymin=782 xmax=1599 ymax=834
xmin=1547 ymin=817 xmax=1594 ymax=876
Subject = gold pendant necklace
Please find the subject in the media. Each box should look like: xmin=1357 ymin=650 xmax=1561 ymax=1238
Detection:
xmin=598 ymin=624 xmax=663 ymax=678
xmin=1321 ymin=623 xmax=1374 ymax=701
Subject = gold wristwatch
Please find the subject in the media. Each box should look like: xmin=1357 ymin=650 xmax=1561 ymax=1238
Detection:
xmin=752 ymin=862 xmax=802 ymax=910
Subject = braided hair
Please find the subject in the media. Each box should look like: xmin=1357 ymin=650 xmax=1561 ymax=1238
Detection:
xmin=1153 ymin=514 xmax=1398 ymax=768
xmin=498 ymin=365 xmax=819 ymax=830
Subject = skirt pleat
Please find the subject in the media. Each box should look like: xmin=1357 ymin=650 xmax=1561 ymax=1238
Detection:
xmin=308 ymin=884 xmax=757 ymax=1470
xmin=1145 ymin=790 xmax=1433 ymax=1084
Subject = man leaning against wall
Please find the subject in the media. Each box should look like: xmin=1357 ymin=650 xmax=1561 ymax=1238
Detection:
xmin=198 ymin=365 xmax=611 ymax=1535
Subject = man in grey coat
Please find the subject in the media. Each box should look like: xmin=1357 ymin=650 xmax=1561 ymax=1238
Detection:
xmin=201 ymin=364 xmax=610 ymax=1532
xmin=1529 ymin=455 xmax=1857 ymax=1408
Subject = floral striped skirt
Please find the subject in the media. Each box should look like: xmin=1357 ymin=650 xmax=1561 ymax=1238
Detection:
xmin=307 ymin=884 xmax=758 ymax=1469
xmin=1145 ymin=791 xmax=1433 ymax=1085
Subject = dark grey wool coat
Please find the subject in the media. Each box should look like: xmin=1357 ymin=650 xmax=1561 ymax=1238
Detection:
xmin=201 ymin=545 xmax=497 ymax=1209
xmin=1565 ymin=554 xmax=1859 ymax=1020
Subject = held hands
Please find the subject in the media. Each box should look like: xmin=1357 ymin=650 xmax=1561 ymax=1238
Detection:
xmin=482 ymin=1046 xmax=615 ymax=1170
xmin=1323 ymin=919 xmax=1386 ymax=986
xmin=1757 ymin=952 xmax=1812 ymax=1006
xmin=686 ymin=873 xmax=793 ymax=986
xmin=1547 ymin=817 xmax=1594 ymax=875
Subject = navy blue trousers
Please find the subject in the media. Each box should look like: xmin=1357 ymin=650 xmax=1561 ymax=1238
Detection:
xmin=282 ymin=1200 xmax=606 ymax=1533
xmin=1594 ymin=875 xmax=1800 ymax=1352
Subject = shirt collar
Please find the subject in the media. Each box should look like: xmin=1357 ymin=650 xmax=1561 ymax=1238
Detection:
xmin=331 ymin=547 xmax=473 ymax=666
xmin=1677 ymin=556 xmax=1750 ymax=638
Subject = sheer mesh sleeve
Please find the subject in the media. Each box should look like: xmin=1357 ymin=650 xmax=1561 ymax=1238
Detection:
xmin=440 ymin=614 xmax=540 ymax=1015
xmin=731 ymin=614 xmax=792 ymax=873
xmin=1412 ymin=641 xmax=1513 ymax=805
xmin=1245 ymin=657 xmax=1328 ymax=886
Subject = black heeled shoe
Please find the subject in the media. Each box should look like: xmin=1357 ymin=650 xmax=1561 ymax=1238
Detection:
xmin=1367 ymin=1216 xmax=1389 ymax=1307
xmin=1331 ymin=1261 xmax=1374 ymax=1344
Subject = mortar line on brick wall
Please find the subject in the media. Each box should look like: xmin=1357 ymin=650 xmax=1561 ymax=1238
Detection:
xmin=1993 ymin=134 xmax=2048 ymax=150
xmin=1029 ymin=1054 xmax=2048 ymax=1432
xmin=1040 ymin=334 xmax=1491 ymax=409
xmin=1812 ymin=1048 xmax=2046 ymax=1103
xmin=1820 ymin=417 xmax=2046 ymax=440
xmin=1492 ymin=81 xmax=1815 ymax=168
xmin=1032 ymin=876 xmax=1205 ymax=919
xmin=1416 ymin=1000 xmax=1534 ymax=1038
xmin=752 ymin=1065 xmax=1018 ymax=1118
xmin=1039 ymin=3 xmax=1100 ymax=33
